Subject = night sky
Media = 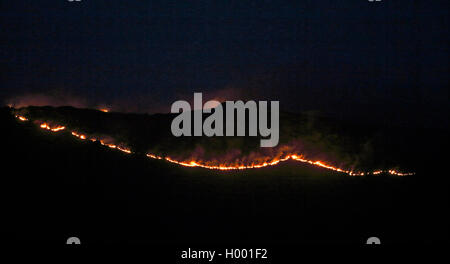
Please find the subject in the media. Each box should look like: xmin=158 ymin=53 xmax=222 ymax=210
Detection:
xmin=1 ymin=0 xmax=448 ymax=126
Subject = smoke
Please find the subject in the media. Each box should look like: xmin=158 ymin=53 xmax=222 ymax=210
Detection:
xmin=158 ymin=135 xmax=359 ymax=171
xmin=167 ymin=140 xmax=295 ymax=166
xmin=5 ymin=92 xmax=168 ymax=114
xmin=15 ymin=104 xmax=413 ymax=174
xmin=201 ymin=86 xmax=246 ymax=103
xmin=5 ymin=86 xmax=245 ymax=114
xmin=6 ymin=93 xmax=90 ymax=109
xmin=174 ymin=86 xmax=246 ymax=110
xmin=107 ymin=95 xmax=169 ymax=114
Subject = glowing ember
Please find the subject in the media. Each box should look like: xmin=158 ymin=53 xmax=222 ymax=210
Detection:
xmin=388 ymin=170 xmax=414 ymax=176
xmin=99 ymin=108 xmax=109 ymax=113
xmin=14 ymin=114 xmax=414 ymax=176
xmin=146 ymin=154 xmax=163 ymax=160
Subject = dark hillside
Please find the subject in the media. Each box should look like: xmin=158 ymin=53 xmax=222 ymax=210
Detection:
xmin=0 ymin=107 xmax=447 ymax=244
xmin=12 ymin=105 xmax=434 ymax=173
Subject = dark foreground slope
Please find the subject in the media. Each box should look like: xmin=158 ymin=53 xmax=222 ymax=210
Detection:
xmin=0 ymin=107 xmax=448 ymax=245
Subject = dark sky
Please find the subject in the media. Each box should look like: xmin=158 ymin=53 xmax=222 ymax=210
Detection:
xmin=0 ymin=0 xmax=448 ymax=126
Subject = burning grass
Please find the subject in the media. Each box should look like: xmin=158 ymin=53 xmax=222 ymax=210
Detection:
xmin=13 ymin=109 xmax=414 ymax=176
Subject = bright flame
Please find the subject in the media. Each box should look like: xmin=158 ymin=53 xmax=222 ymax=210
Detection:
xmin=99 ymin=108 xmax=109 ymax=113
xmin=71 ymin=131 xmax=87 ymax=140
xmin=153 ymin=154 xmax=413 ymax=176
xmin=117 ymin=146 xmax=132 ymax=154
xmin=14 ymin=114 xmax=414 ymax=176
xmin=16 ymin=115 xmax=28 ymax=121
xmin=40 ymin=122 xmax=65 ymax=132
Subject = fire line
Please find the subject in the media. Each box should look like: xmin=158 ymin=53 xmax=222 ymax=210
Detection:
xmin=14 ymin=114 xmax=414 ymax=176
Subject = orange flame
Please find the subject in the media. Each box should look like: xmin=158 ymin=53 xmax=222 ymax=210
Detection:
xmin=14 ymin=114 xmax=414 ymax=176
xmin=40 ymin=122 xmax=66 ymax=132
xmin=71 ymin=131 xmax=87 ymax=140
xmin=16 ymin=115 xmax=28 ymax=122
xmin=152 ymin=154 xmax=413 ymax=176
